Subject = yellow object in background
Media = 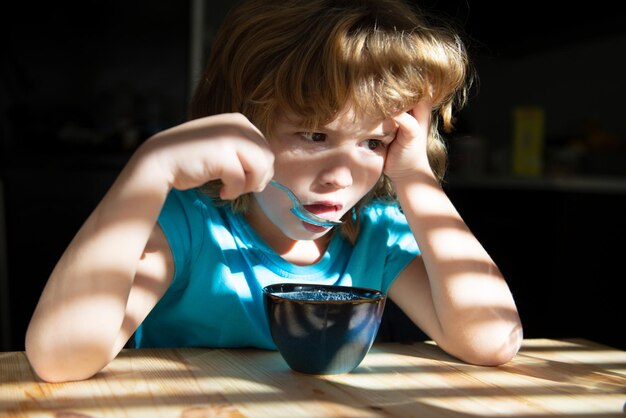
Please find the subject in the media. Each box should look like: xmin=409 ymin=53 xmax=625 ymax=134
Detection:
xmin=513 ymin=107 xmax=545 ymax=176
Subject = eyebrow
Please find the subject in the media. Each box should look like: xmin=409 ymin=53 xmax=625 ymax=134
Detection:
xmin=288 ymin=123 xmax=397 ymax=139
xmin=375 ymin=131 xmax=397 ymax=139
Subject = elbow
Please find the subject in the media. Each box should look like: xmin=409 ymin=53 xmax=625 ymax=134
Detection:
xmin=25 ymin=332 xmax=109 ymax=383
xmin=467 ymin=338 xmax=521 ymax=366
xmin=443 ymin=321 xmax=524 ymax=367
xmin=26 ymin=355 xmax=76 ymax=383
xmin=467 ymin=324 xmax=523 ymax=366
xmin=27 ymin=359 xmax=85 ymax=383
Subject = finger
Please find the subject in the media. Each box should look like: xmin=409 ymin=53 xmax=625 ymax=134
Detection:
xmin=237 ymin=147 xmax=275 ymax=193
xmin=392 ymin=112 xmax=421 ymax=145
xmin=217 ymin=156 xmax=247 ymax=200
xmin=410 ymin=100 xmax=433 ymax=130
xmin=393 ymin=104 xmax=431 ymax=145
xmin=256 ymin=168 xmax=275 ymax=192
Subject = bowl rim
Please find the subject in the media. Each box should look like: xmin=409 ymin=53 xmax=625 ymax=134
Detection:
xmin=262 ymin=282 xmax=386 ymax=304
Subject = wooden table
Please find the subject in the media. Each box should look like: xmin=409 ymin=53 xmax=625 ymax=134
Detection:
xmin=1 ymin=339 xmax=625 ymax=417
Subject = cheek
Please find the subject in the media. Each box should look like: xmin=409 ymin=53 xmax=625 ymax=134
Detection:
xmin=255 ymin=185 xmax=285 ymax=216
xmin=360 ymin=155 xmax=386 ymax=186
xmin=273 ymin=146 xmax=302 ymax=168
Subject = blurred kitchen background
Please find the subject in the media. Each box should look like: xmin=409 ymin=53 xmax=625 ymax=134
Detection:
xmin=1 ymin=1 xmax=625 ymax=351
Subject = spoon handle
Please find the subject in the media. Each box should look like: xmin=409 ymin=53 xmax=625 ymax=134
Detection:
xmin=269 ymin=180 xmax=342 ymax=227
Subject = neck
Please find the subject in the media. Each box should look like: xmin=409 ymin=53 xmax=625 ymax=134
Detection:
xmin=280 ymin=240 xmax=329 ymax=266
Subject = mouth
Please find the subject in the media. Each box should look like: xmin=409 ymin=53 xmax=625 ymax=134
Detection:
xmin=302 ymin=203 xmax=343 ymax=222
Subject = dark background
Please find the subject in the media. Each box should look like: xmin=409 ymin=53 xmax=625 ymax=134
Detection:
xmin=2 ymin=1 xmax=625 ymax=352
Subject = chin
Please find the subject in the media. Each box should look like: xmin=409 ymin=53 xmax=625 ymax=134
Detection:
xmin=280 ymin=221 xmax=335 ymax=241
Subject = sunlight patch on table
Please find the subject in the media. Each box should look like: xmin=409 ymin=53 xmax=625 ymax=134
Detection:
xmin=190 ymin=376 xmax=282 ymax=395
xmin=237 ymin=400 xmax=380 ymax=418
xmin=419 ymin=394 xmax=626 ymax=416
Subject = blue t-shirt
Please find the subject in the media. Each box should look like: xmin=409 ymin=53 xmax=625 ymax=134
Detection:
xmin=135 ymin=188 xmax=420 ymax=349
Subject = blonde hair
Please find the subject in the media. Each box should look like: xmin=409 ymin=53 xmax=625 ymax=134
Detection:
xmin=190 ymin=0 xmax=473 ymax=241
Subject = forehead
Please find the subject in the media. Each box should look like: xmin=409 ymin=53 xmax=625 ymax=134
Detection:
xmin=277 ymin=105 xmax=398 ymax=136
xmin=325 ymin=108 xmax=397 ymax=134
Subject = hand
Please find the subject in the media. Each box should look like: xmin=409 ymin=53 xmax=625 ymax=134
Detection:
xmin=143 ymin=113 xmax=275 ymax=200
xmin=384 ymin=100 xmax=433 ymax=181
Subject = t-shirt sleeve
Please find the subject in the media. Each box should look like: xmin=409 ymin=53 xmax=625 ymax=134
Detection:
xmin=349 ymin=203 xmax=420 ymax=294
xmin=382 ymin=206 xmax=420 ymax=292
xmin=157 ymin=189 xmax=199 ymax=290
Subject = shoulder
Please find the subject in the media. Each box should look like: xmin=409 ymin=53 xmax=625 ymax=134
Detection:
xmin=360 ymin=200 xmax=408 ymax=226
xmin=358 ymin=199 xmax=418 ymax=252
xmin=165 ymin=188 xmax=214 ymax=208
xmin=158 ymin=188 xmax=227 ymax=256
xmin=160 ymin=188 xmax=224 ymax=221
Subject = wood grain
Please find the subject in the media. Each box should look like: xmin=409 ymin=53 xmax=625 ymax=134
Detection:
xmin=1 ymin=339 xmax=624 ymax=417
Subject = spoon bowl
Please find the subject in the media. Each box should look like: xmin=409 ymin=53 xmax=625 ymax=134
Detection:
xmin=269 ymin=180 xmax=343 ymax=227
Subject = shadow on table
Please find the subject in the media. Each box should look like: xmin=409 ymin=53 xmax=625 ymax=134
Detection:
xmin=3 ymin=339 xmax=625 ymax=417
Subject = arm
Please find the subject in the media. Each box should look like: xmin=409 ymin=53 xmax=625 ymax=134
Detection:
xmin=25 ymin=113 xmax=274 ymax=382
xmin=385 ymin=103 xmax=522 ymax=366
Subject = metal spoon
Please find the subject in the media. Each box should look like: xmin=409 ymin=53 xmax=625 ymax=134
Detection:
xmin=269 ymin=180 xmax=343 ymax=227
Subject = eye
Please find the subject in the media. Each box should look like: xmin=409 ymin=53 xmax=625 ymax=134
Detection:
xmin=300 ymin=132 xmax=327 ymax=142
xmin=365 ymin=139 xmax=385 ymax=151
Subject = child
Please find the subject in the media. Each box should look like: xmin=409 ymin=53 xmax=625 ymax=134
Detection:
xmin=25 ymin=0 xmax=523 ymax=382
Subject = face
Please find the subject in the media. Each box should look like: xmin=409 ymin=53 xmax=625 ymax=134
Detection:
xmin=248 ymin=107 xmax=397 ymax=242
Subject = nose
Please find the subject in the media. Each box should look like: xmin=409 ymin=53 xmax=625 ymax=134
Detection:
xmin=316 ymin=153 xmax=354 ymax=190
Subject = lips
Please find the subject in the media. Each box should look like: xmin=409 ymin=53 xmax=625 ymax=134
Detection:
xmin=302 ymin=203 xmax=342 ymax=221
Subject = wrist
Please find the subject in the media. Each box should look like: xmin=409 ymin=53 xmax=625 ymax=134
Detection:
xmin=388 ymin=162 xmax=438 ymax=189
xmin=125 ymin=141 xmax=175 ymax=195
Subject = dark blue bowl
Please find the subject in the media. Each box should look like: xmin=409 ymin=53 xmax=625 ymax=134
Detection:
xmin=263 ymin=283 xmax=386 ymax=375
